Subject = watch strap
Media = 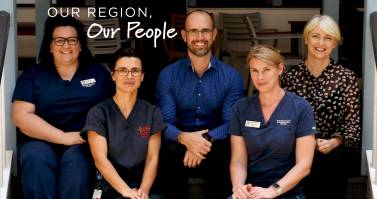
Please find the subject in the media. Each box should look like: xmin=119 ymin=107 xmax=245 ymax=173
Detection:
xmin=202 ymin=133 xmax=213 ymax=142
xmin=271 ymin=183 xmax=281 ymax=196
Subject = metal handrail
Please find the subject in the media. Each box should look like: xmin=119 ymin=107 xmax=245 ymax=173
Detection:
xmin=0 ymin=10 xmax=9 ymax=189
xmin=370 ymin=11 xmax=377 ymax=187
xmin=0 ymin=11 xmax=10 ymax=85
xmin=371 ymin=12 xmax=377 ymax=70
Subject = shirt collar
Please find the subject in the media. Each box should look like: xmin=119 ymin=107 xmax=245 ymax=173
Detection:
xmin=184 ymin=54 xmax=218 ymax=72
xmin=191 ymin=62 xmax=211 ymax=72
xmin=300 ymin=58 xmax=335 ymax=78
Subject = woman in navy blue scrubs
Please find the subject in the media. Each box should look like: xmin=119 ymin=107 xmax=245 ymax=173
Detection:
xmin=12 ymin=15 xmax=110 ymax=199
xmin=228 ymin=44 xmax=317 ymax=199
xmin=81 ymin=48 xmax=167 ymax=199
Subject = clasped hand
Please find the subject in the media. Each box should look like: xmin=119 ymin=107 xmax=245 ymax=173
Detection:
xmin=315 ymin=138 xmax=335 ymax=154
xmin=179 ymin=130 xmax=212 ymax=168
xmin=232 ymin=184 xmax=278 ymax=199
xmin=122 ymin=188 xmax=149 ymax=199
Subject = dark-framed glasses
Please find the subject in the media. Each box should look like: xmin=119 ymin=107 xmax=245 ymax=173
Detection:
xmin=113 ymin=68 xmax=143 ymax=76
xmin=52 ymin=37 xmax=79 ymax=46
xmin=185 ymin=29 xmax=214 ymax=36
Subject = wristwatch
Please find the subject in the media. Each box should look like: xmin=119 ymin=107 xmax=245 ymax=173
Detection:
xmin=202 ymin=133 xmax=213 ymax=142
xmin=271 ymin=183 xmax=281 ymax=196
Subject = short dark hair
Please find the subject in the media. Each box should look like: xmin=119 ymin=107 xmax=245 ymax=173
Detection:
xmin=108 ymin=47 xmax=142 ymax=71
xmin=109 ymin=47 xmax=143 ymax=95
xmin=184 ymin=10 xmax=215 ymax=30
xmin=38 ymin=15 xmax=94 ymax=71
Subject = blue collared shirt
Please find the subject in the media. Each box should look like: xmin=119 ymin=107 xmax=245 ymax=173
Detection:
xmin=156 ymin=54 xmax=244 ymax=142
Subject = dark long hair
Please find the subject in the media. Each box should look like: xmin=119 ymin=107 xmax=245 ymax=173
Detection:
xmin=38 ymin=15 xmax=94 ymax=70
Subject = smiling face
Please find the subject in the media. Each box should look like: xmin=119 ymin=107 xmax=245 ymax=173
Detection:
xmin=111 ymin=57 xmax=144 ymax=95
xmin=249 ymin=57 xmax=283 ymax=93
xmin=182 ymin=11 xmax=217 ymax=57
xmin=50 ymin=26 xmax=82 ymax=67
xmin=305 ymin=25 xmax=338 ymax=61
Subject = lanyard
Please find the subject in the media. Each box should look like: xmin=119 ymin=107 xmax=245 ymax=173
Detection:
xmin=96 ymin=170 xmax=102 ymax=190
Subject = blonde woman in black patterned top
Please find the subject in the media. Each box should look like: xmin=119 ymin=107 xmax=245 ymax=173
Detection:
xmin=281 ymin=14 xmax=361 ymax=199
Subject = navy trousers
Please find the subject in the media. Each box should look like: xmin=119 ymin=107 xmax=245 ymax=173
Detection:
xmin=18 ymin=139 xmax=94 ymax=199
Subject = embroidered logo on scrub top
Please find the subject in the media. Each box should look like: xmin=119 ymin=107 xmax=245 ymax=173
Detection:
xmin=245 ymin=120 xmax=260 ymax=128
xmin=277 ymin=120 xmax=291 ymax=125
xmin=81 ymin=78 xmax=96 ymax=87
xmin=137 ymin=126 xmax=150 ymax=138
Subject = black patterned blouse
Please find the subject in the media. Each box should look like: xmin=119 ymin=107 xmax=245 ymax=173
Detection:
xmin=281 ymin=59 xmax=361 ymax=150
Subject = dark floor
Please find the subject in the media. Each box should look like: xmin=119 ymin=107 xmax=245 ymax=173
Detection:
xmin=11 ymin=176 xmax=367 ymax=199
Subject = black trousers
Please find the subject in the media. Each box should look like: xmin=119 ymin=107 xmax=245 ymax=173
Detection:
xmin=156 ymin=139 xmax=232 ymax=199
xmin=300 ymin=147 xmax=359 ymax=199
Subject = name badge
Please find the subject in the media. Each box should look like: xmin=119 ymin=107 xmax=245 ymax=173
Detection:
xmin=81 ymin=78 xmax=96 ymax=87
xmin=245 ymin=120 xmax=260 ymax=128
xmin=92 ymin=189 xmax=102 ymax=199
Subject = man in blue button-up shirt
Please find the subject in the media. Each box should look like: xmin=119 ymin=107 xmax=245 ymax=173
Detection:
xmin=156 ymin=10 xmax=244 ymax=199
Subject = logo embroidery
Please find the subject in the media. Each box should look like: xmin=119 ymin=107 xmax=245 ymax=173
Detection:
xmin=137 ymin=126 xmax=150 ymax=138
xmin=277 ymin=120 xmax=291 ymax=125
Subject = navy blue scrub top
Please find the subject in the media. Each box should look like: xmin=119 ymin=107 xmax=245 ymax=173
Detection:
xmin=81 ymin=98 xmax=167 ymax=183
xmin=12 ymin=63 xmax=111 ymax=142
xmin=228 ymin=90 xmax=317 ymax=183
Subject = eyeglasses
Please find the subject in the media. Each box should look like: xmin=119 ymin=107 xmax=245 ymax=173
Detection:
xmin=52 ymin=37 xmax=79 ymax=46
xmin=113 ymin=68 xmax=143 ymax=76
xmin=184 ymin=29 xmax=214 ymax=36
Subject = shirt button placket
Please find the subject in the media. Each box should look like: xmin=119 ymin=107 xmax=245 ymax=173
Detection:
xmin=197 ymin=79 xmax=201 ymax=132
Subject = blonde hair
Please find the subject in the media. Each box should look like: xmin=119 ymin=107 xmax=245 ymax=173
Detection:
xmin=303 ymin=14 xmax=341 ymax=41
xmin=247 ymin=44 xmax=284 ymax=67
xmin=247 ymin=44 xmax=284 ymax=84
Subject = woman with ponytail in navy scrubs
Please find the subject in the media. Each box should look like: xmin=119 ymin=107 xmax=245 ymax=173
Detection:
xmin=81 ymin=48 xmax=167 ymax=199
xmin=228 ymin=45 xmax=317 ymax=199
xmin=12 ymin=15 xmax=110 ymax=199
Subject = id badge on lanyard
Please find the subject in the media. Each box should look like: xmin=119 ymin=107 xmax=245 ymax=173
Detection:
xmin=92 ymin=170 xmax=103 ymax=199
xmin=92 ymin=189 xmax=102 ymax=199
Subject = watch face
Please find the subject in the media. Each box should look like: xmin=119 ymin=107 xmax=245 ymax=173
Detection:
xmin=272 ymin=183 xmax=280 ymax=189
xmin=272 ymin=183 xmax=281 ymax=196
